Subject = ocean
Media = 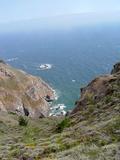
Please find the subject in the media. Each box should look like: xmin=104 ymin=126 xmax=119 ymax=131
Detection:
xmin=0 ymin=22 xmax=120 ymax=113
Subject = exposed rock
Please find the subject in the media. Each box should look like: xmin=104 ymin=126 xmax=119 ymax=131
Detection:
xmin=0 ymin=61 xmax=54 ymax=118
xmin=72 ymin=62 xmax=120 ymax=114
xmin=111 ymin=62 xmax=120 ymax=74
xmin=23 ymin=105 xmax=29 ymax=116
xmin=0 ymin=59 xmax=6 ymax=64
xmin=0 ymin=101 xmax=7 ymax=112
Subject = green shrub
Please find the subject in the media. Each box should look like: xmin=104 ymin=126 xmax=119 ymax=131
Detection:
xmin=9 ymin=148 xmax=20 ymax=157
xmin=105 ymin=96 xmax=112 ymax=104
xmin=18 ymin=116 xmax=28 ymax=126
xmin=8 ymin=112 xmax=16 ymax=115
xmin=56 ymin=118 xmax=70 ymax=133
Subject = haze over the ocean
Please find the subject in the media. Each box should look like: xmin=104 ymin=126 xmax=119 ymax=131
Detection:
xmin=0 ymin=0 xmax=120 ymax=32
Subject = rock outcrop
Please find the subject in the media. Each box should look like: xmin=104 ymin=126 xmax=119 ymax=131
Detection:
xmin=72 ymin=62 xmax=120 ymax=114
xmin=111 ymin=62 xmax=120 ymax=74
xmin=0 ymin=61 xmax=54 ymax=118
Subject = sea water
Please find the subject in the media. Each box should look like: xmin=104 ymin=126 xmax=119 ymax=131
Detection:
xmin=0 ymin=23 xmax=120 ymax=113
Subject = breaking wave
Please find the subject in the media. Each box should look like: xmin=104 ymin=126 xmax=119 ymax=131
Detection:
xmin=6 ymin=57 xmax=18 ymax=62
xmin=49 ymin=104 xmax=67 ymax=117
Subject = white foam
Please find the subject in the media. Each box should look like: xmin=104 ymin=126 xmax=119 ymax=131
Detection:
xmin=52 ymin=89 xmax=59 ymax=101
xmin=6 ymin=57 xmax=18 ymax=62
xmin=72 ymin=79 xmax=76 ymax=82
xmin=39 ymin=64 xmax=52 ymax=70
xmin=61 ymin=110 xmax=67 ymax=116
xmin=49 ymin=104 xmax=67 ymax=116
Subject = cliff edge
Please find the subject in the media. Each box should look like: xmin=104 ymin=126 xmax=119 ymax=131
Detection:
xmin=0 ymin=60 xmax=54 ymax=118
xmin=72 ymin=62 xmax=120 ymax=115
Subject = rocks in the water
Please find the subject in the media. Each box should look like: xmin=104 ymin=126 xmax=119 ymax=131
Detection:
xmin=65 ymin=110 xmax=72 ymax=116
xmin=45 ymin=95 xmax=54 ymax=102
xmin=0 ymin=61 xmax=54 ymax=118
xmin=50 ymin=104 xmax=67 ymax=116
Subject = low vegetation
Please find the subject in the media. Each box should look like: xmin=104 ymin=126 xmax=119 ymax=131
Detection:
xmin=18 ymin=116 xmax=28 ymax=126
xmin=56 ymin=118 xmax=71 ymax=133
xmin=0 ymin=63 xmax=120 ymax=159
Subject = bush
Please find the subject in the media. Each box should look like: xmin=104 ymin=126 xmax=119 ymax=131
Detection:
xmin=18 ymin=116 xmax=28 ymax=126
xmin=105 ymin=96 xmax=112 ymax=103
xmin=56 ymin=118 xmax=70 ymax=133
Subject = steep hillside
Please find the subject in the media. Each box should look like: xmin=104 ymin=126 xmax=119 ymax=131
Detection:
xmin=0 ymin=62 xmax=119 ymax=160
xmin=0 ymin=60 xmax=54 ymax=118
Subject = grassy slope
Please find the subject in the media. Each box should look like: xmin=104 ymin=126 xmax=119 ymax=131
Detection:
xmin=0 ymin=81 xmax=119 ymax=160
xmin=0 ymin=65 xmax=120 ymax=160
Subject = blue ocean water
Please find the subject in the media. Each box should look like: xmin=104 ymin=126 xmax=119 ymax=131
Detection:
xmin=0 ymin=23 xmax=120 ymax=111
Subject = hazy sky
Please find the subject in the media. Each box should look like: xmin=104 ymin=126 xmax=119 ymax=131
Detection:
xmin=0 ymin=0 xmax=120 ymax=23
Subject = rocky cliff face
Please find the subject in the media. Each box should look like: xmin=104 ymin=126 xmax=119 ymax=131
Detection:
xmin=72 ymin=62 xmax=120 ymax=115
xmin=0 ymin=60 xmax=54 ymax=118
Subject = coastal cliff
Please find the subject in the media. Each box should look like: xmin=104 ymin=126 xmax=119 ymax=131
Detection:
xmin=0 ymin=62 xmax=119 ymax=160
xmin=0 ymin=60 xmax=54 ymax=118
xmin=72 ymin=62 xmax=120 ymax=115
